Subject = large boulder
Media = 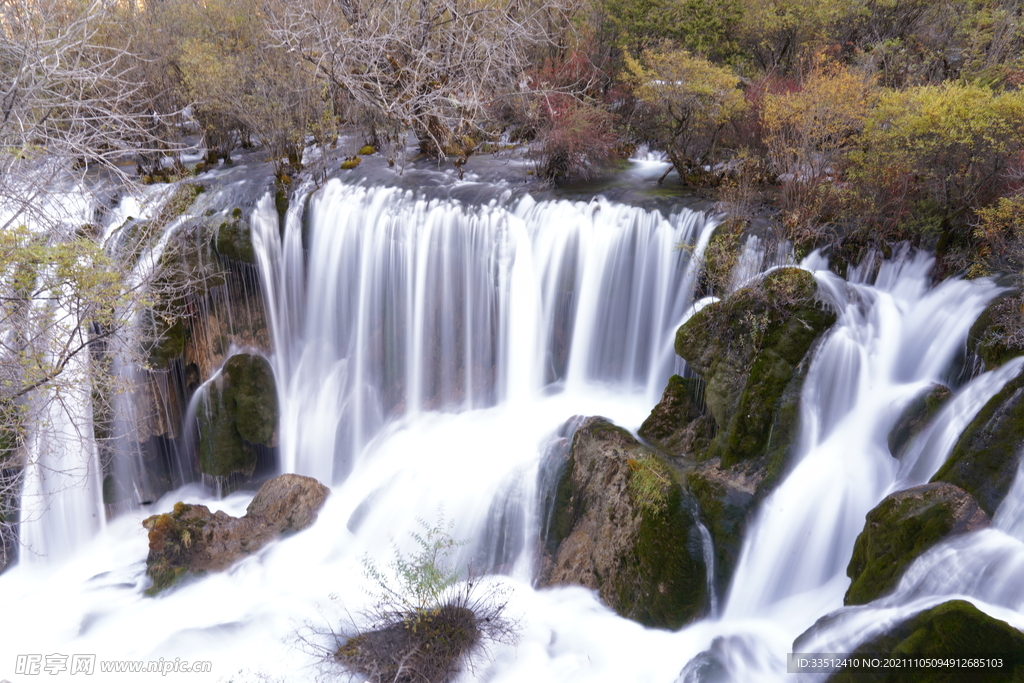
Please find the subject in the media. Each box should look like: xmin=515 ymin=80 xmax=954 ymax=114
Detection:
xmin=675 ymin=267 xmax=836 ymax=467
xmin=845 ymin=483 xmax=989 ymax=605
xmin=823 ymin=600 xmax=1024 ymax=683
xmin=196 ymin=353 xmax=278 ymax=478
xmin=649 ymin=268 xmax=835 ymax=597
xmin=932 ymin=372 xmax=1024 ymax=516
xmin=142 ymin=473 xmax=328 ymax=594
xmin=537 ymin=417 xmax=709 ymax=629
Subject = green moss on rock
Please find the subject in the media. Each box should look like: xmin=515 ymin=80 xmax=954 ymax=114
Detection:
xmin=826 ymin=600 xmax=1024 ymax=683
xmin=968 ymin=293 xmax=1024 ymax=370
xmin=675 ymin=268 xmax=836 ymax=467
xmin=888 ymin=384 xmax=952 ymax=458
xmin=638 ymin=375 xmax=706 ymax=453
xmin=539 ymin=417 xmax=708 ymax=629
xmin=197 ymin=353 xmax=278 ymax=478
xmin=845 ymin=483 xmax=989 ymax=605
xmin=215 ymin=217 xmax=255 ymax=264
xmin=932 ymin=372 xmax=1024 ymax=516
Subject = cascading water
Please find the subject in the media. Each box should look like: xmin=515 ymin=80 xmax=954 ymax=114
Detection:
xmin=724 ymin=253 xmax=1008 ymax=620
xmin=3 ymin=176 xmax=1024 ymax=683
xmin=251 ymin=182 xmax=716 ymax=483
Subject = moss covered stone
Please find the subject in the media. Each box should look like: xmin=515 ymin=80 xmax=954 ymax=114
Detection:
xmin=825 ymin=600 xmax=1024 ymax=683
xmin=968 ymin=293 xmax=1024 ymax=370
xmin=340 ymin=157 xmax=361 ymax=170
xmin=675 ymin=268 xmax=836 ymax=467
xmin=142 ymin=475 xmax=329 ymax=594
xmin=197 ymin=353 xmax=278 ymax=478
xmin=357 ymin=145 xmax=377 ymax=156
xmin=845 ymin=483 xmax=989 ymax=605
xmin=638 ymin=375 xmax=707 ymax=454
xmin=215 ymin=217 xmax=255 ymax=264
xmin=538 ymin=417 xmax=708 ymax=629
xmin=888 ymin=384 xmax=952 ymax=458
xmin=932 ymin=372 xmax=1024 ymax=516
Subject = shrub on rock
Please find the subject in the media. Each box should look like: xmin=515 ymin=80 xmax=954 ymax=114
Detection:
xmin=334 ymin=518 xmax=516 ymax=683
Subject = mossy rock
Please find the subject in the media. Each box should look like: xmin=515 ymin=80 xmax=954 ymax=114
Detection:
xmin=686 ymin=468 xmax=752 ymax=600
xmin=638 ymin=375 xmax=706 ymax=454
xmin=357 ymin=145 xmax=377 ymax=156
xmin=340 ymin=157 xmax=361 ymax=170
xmin=888 ymin=384 xmax=952 ymax=458
xmin=845 ymin=483 xmax=989 ymax=606
xmin=143 ymin=476 xmax=328 ymax=594
xmin=215 ymin=218 xmax=255 ymax=264
xmin=197 ymin=354 xmax=278 ymax=478
xmin=274 ymin=186 xmax=289 ymax=228
xmin=932 ymin=371 xmax=1024 ymax=516
xmin=825 ymin=600 xmax=1024 ymax=683
xmin=968 ymin=293 xmax=1024 ymax=370
xmin=675 ymin=268 xmax=836 ymax=468
xmin=146 ymin=316 xmax=187 ymax=369
xmin=539 ymin=417 xmax=708 ymax=629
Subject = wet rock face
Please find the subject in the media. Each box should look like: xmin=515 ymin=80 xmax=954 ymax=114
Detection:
xmin=197 ymin=353 xmax=278 ymax=478
xmin=644 ymin=268 xmax=835 ymax=599
xmin=888 ymin=384 xmax=952 ymax=459
xmin=968 ymin=293 xmax=1024 ymax=371
xmin=638 ymin=375 xmax=711 ymax=456
xmin=537 ymin=417 xmax=708 ymax=630
xmin=675 ymin=268 xmax=836 ymax=468
xmin=142 ymin=473 xmax=328 ymax=594
xmin=822 ymin=600 xmax=1024 ymax=683
xmin=845 ymin=483 xmax=990 ymax=606
xmin=933 ymin=372 xmax=1024 ymax=516
xmin=214 ymin=215 xmax=255 ymax=264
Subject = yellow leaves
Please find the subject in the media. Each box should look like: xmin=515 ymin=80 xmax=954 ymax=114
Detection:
xmin=761 ymin=61 xmax=877 ymax=178
xmin=866 ymin=84 xmax=1024 ymax=154
xmin=629 ymin=49 xmax=747 ymax=128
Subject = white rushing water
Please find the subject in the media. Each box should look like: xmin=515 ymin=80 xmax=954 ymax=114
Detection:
xmin=2 ymin=181 xmax=1023 ymax=683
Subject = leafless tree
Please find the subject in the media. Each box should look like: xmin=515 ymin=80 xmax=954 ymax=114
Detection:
xmin=266 ymin=0 xmax=578 ymax=162
xmin=0 ymin=0 xmax=192 ymax=570
xmin=0 ymin=0 xmax=176 ymax=229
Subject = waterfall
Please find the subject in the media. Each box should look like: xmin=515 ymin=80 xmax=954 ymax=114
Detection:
xmin=252 ymin=181 xmax=716 ymax=484
xmin=5 ymin=177 xmax=1024 ymax=683
xmin=725 ymin=253 xmax=1006 ymax=618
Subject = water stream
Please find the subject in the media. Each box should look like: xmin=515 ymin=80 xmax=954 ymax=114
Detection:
xmin=1 ymin=178 xmax=1022 ymax=683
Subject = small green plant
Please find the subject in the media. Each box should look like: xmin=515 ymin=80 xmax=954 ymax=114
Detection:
xmin=361 ymin=516 xmax=467 ymax=615
xmin=626 ymin=453 xmax=673 ymax=515
xmin=324 ymin=514 xmax=518 ymax=683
